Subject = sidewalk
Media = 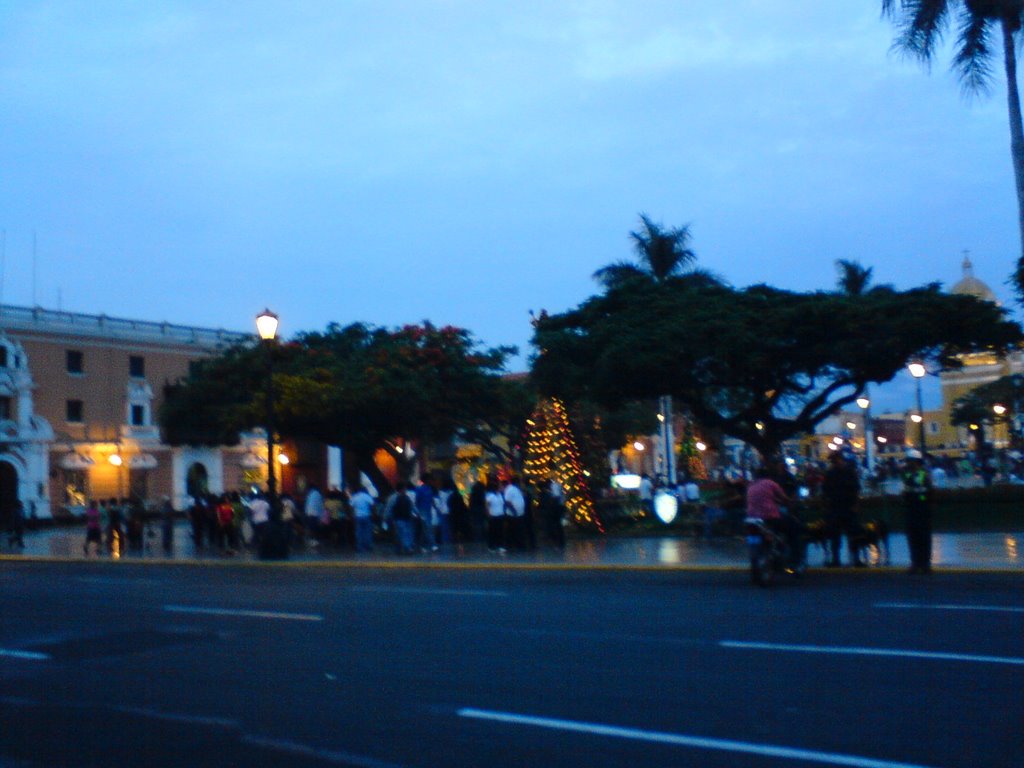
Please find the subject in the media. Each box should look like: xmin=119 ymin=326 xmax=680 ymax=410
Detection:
xmin=3 ymin=523 xmax=1022 ymax=569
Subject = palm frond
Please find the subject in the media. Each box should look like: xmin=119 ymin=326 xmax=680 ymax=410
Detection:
xmin=593 ymin=261 xmax=647 ymax=288
xmin=885 ymin=0 xmax=953 ymax=62
xmin=954 ymin=6 xmax=994 ymax=94
xmin=835 ymin=259 xmax=873 ymax=296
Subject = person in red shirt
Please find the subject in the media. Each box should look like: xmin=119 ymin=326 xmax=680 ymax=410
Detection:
xmin=746 ymin=466 xmax=803 ymax=566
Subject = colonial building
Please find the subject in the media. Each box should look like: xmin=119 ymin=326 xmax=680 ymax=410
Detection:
xmin=0 ymin=304 xmax=259 ymax=519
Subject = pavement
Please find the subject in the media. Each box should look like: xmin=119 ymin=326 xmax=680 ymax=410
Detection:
xmin=3 ymin=522 xmax=1022 ymax=569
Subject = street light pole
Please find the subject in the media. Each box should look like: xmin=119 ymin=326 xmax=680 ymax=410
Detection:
xmin=256 ymin=309 xmax=280 ymax=511
xmin=908 ymin=362 xmax=927 ymax=454
xmin=857 ymin=393 xmax=873 ymax=476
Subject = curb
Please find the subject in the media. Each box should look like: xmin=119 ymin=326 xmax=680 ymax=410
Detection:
xmin=1 ymin=554 xmax=1021 ymax=574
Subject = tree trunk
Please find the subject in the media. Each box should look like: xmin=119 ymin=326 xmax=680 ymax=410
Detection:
xmin=1001 ymin=19 xmax=1024 ymax=301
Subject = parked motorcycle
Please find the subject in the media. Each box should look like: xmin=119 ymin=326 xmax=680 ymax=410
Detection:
xmin=745 ymin=516 xmax=806 ymax=587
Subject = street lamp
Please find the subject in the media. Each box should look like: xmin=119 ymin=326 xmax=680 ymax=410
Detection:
xmin=256 ymin=308 xmax=280 ymax=509
xmin=856 ymin=393 xmax=875 ymax=474
xmin=908 ymin=361 xmax=927 ymax=453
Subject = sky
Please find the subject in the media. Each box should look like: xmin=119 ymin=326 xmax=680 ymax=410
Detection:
xmin=0 ymin=1 xmax=1019 ymax=413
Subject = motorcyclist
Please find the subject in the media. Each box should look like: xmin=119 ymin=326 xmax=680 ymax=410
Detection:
xmin=746 ymin=465 xmax=803 ymax=568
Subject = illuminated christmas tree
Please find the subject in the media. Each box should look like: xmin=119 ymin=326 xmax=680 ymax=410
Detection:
xmin=524 ymin=397 xmax=603 ymax=532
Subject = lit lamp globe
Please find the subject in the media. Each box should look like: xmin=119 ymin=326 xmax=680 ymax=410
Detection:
xmin=907 ymin=362 xmax=926 ymax=379
xmin=856 ymin=396 xmax=870 ymax=409
xmin=653 ymin=490 xmax=678 ymax=524
xmin=256 ymin=309 xmax=280 ymax=341
xmin=994 ymin=404 xmax=1008 ymax=416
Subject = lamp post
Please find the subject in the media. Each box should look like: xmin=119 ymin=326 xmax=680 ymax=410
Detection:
xmin=907 ymin=361 xmax=927 ymax=454
xmin=256 ymin=309 xmax=280 ymax=509
xmin=856 ymin=393 xmax=874 ymax=476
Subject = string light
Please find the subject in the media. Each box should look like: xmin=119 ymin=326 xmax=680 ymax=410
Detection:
xmin=523 ymin=397 xmax=602 ymax=532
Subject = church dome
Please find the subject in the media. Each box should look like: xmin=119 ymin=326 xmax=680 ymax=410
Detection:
xmin=950 ymin=254 xmax=999 ymax=304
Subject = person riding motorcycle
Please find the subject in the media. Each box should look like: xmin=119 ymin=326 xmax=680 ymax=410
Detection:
xmin=745 ymin=465 xmax=803 ymax=568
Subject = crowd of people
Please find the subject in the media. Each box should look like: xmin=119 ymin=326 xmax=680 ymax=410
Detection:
xmin=171 ymin=474 xmax=569 ymax=558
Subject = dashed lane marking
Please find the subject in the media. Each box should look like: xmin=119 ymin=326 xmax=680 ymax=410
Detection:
xmin=0 ymin=648 xmax=50 ymax=661
xmin=347 ymin=586 xmax=508 ymax=597
xmin=720 ymin=641 xmax=1024 ymax=666
xmin=163 ymin=605 xmax=323 ymax=621
xmin=457 ymin=707 xmax=937 ymax=768
xmin=875 ymin=602 xmax=1024 ymax=614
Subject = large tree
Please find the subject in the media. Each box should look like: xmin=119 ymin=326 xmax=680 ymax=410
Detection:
xmin=531 ymin=277 xmax=1022 ymax=459
xmin=882 ymin=0 xmax=1024 ymax=300
xmin=160 ymin=322 xmax=514 ymax=488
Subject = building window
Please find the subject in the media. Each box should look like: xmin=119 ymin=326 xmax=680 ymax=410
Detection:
xmin=66 ymin=399 xmax=84 ymax=423
xmin=67 ymin=350 xmax=84 ymax=374
xmin=0 ymin=347 xmax=7 ymax=368
xmin=0 ymin=397 xmax=10 ymax=421
xmin=129 ymin=355 xmax=145 ymax=378
xmin=131 ymin=405 xmax=146 ymax=426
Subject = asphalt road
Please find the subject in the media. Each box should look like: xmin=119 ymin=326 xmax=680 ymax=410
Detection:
xmin=0 ymin=563 xmax=1021 ymax=768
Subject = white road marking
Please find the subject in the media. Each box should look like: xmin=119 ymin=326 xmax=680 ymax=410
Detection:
xmin=457 ymin=708 xmax=936 ymax=768
xmin=721 ymin=641 xmax=1024 ymax=666
xmin=348 ymin=586 xmax=508 ymax=597
xmin=110 ymin=705 xmax=238 ymax=729
xmin=240 ymin=735 xmax=406 ymax=768
xmin=163 ymin=605 xmax=323 ymax=621
xmin=875 ymin=602 xmax=1024 ymax=614
xmin=0 ymin=648 xmax=50 ymax=661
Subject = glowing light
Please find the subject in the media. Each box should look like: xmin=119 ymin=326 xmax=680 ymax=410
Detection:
xmin=633 ymin=441 xmax=645 ymax=451
xmin=611 ymin=473 xmax=640 ymax=489
xmin=695 ymin=441 xmax=707 ymax=452
xmin=255 ymin=308 xmax=280 ymax=341
xmin=656 ymin=413 xmax=665 ymax=423
xmin=846 ymin=422 xmax=857 ymax=430
xmin=877 ymin=436 xmax=887 ymax=444
xmin=108 ymin=454 xmax=123 ymax=466
xmin=994 ymin=404 xmax=1008 ymax=416
xmin=653 ymin=490 xmax=679 ymax=524
xmin=827 ymin=443 xmax=838 ymax=451
xmin=755 ymin=422 xmax=765 ymax=432
xmin=278 ymin=454 xmax=290 ymax=465
xmin=856 ymin=397 xmax=870 ymax=409
xmin=394 ymin=445 xmax=404 ymax=454
xmin=833 ymin=436 xmax=844 ymax=445
xmin=911 ymin=413 xmax=923 ymax=423
xmin=907 ymin=361 xmax=926 ymax=378
xmin=969 ymin=424 xmax=979 ymax=431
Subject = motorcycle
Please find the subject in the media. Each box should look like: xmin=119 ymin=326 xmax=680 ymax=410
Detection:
xmin=745 ymin=516 xmax=806 ymax=587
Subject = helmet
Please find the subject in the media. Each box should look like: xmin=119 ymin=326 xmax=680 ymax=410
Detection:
xmin=905 ymin=449 xmax=923 ymax=460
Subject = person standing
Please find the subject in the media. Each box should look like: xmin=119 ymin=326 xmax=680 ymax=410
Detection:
xmin=902 ymin=450 xmax=933 ymax=574
xmin=485 ymin=479 xmax=506 ymax=553
xmin=304 ymin=484 xmax=325 ymax=546
xmin=349 ymin=482 xmax=375 ymax=553
xmin=7 ymin=499 xmax=25 ymax=549
xmin=160 ymin=496 xmax=175 ymax=555
xmin=639 ymin=473 xmax=654 ymax=516
xmin=502 ymin=476 xmax=527 ymax=551
xmin=468 ymin=481 xmax=487 ymax=543
xmin=822 ymin=452 xmax=862 ymax=567
xmin=387 ymin=482 xmax=415 ymax=554
xmin=249 ymin=492 xmax=271 ymax=551
xmin=415 ymin=478 xmax=437 ymax=552
xmin=83 ymin=499 xmax=102 ymax=557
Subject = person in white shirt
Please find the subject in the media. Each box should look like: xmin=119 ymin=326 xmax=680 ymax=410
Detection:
xmin=502 ymin=476 xmax=527 ymax=551
xmin=304 ymin=485 xmax=325 ymax=545
xmin=639 ymin=473 xmax=654 ymax=515
xmin=248 ymin=493 xmax=270 ymax=549
xmin=485 ymin=479 xmax=506 ymax=553
xmin=349 ymin=482 xmax=375 ymax=552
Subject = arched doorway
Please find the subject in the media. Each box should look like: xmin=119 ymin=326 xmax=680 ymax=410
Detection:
xmin=186 ymin=463 xmax=208 ymax=502
xmin=0 ymin=462 xmax=18 ymax=530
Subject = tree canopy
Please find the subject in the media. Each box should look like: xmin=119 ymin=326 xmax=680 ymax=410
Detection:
xmin=531 ymin=277 xmax=1023 ymax=458
xmin=160 ymin=322 xmax=516 ymax=482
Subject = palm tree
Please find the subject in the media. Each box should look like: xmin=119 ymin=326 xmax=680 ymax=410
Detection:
xmin=882 ymin=1 xmax=1024 ymax=300
xmin=835 ymin=259 xmax=874 ymax=296
xmin=593 ymin=214 xmax=698 ymax=288
xmin=592 ymin=214 xmax=706 ymax=486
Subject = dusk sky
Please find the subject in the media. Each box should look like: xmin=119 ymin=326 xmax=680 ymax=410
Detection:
xmin=1 ymin=1 xmax=1018 ymax=412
